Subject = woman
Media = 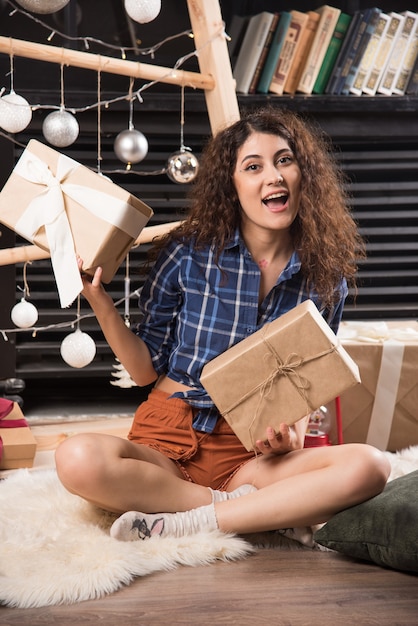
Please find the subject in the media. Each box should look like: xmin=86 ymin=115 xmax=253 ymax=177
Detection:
xmin=55 ymin=107 xmax=390 ymax=541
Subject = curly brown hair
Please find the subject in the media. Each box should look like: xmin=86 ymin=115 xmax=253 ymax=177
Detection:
xmin=150 ymin=106 xmax=365 ymax=308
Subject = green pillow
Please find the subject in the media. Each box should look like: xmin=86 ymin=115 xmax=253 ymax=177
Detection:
xmin=314 ymin=470 xmax=418 ymax=573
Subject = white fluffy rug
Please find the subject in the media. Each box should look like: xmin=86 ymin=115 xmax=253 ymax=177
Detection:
xmin=0 ymin=446 xmax=417 ymax=609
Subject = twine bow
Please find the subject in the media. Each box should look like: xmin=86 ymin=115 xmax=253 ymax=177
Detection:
xmin=222 ymin=327 xmax=338 ymax=449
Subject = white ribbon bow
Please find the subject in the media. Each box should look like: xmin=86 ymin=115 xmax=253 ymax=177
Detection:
xmin=14 ymin=149 xmax=145 ymax=308
xmin=338 ymin=321 xmax=418 ymax=343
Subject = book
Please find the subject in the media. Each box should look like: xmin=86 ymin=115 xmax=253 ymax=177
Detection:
xmin=233 ymin=11 xmax=276 ymax=94
xmin=227 ymin=14 xmax=250 ymax=71
xmin=406 ymin=50 xmax=418 ymax=94
xmin=283 ymin=10 xmax=320 ymax=94
xmin=325 ymin=10 xmax=364 ymax=94
xmin=257 ymin=11 xmax=292 ymax=94
xmin=269 ymin=10 xmax=308 ymax=95
xmin=313 ymin=12 xmax=352 ymax=94
xmin=392 ymin=12 xmax=418 ymax=96
xmin=340 ymin=7 xmax=381 ymax=95
xmin=349 ymin=12 xmax=391 ymax=96
xmin=362 ymin=12 xmax=405 ymax=96
xmin=249 ymin=13 xmax=279 ymax=94
xmin=297 ymin=5 xmax=342 ymax=95
xmin=377 ymin=11 xmax=416 ymax=95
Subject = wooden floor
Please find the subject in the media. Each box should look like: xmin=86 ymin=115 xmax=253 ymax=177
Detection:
xmin=2 ymin=386 xmax=418 ymax=625
xmin=1 ymin=549 xmax=418 ymax=625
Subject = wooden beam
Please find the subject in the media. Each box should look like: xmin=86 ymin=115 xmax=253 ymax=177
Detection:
xmin=0 ymin=221 xmax=183 ymax=267
xmin=186 ymin=0 xmax=240 ymax=134
xmin=0 ymin=36 xmax=215 ymax=90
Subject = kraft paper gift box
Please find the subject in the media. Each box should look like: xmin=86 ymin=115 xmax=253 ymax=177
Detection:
xmin=0 ymin=401 xmax=37 ymax=470
xmin=201 ymin=300 xmax=361 ymax=451
xmin=327 ymin=321 xmax=418 ymax=452
xmin=0 ymin=139 xmax=153 ymax=308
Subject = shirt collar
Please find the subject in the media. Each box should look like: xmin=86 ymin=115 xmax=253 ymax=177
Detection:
xmin=224 ymin=229 xmax=301 ymax=280
xmin=224 ymin=228 xmax=242 ymax=251
xmin=280 ymin=250 xmax=301 ymax=282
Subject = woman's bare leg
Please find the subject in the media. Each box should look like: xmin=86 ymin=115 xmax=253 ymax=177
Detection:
xmin=55 ymin=433 xmax=212 ymax=514
xmin=217 ymin=443 xmax=390 ymax=533
xmin=110 ymin=443 xmax=390 ymax=540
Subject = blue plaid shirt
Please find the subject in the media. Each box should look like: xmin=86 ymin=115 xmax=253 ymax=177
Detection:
xmin=136 ymin=230 xmax=347 ymax=433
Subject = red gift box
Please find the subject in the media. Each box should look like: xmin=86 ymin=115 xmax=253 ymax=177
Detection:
xmin=0 ymin=399 xmax=37 ymax=470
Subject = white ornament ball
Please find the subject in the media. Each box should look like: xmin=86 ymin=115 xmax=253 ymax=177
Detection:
xmin=124 ymin=0 xmax=161 ymax=23
xmin=60 ymin=329 xmax=96 ymax=369
xmin=15 ymin=0 xmax=70 ymax=14
xmin=11 ymin=298 xmax=38 ymax=329
xmin=114 ymin=128 xmax=148 ymax=164
xmin=42 ymin=109 xmax=79 ymax=147
xmin=0 ymin=92 xmax=32 ymax=133
xmin=166 ymin=149 xmax=199 ymax=184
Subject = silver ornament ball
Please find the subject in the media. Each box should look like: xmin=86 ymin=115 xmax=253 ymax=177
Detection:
xmin=114 ymin=128 xmax=148 ymax=164
xmin=0 ymin=91 xmax=32 ymax=133
xmin=60 ymin=329 xmax=96 ymax=369
xmin=166 ymin=149 xmax=199 ymax=184
xmin=124 ymin=0 xmax=161 ymax=23
xmin=42 ymin=110 xmax=79 ymax=147
xmin=15 ymin=0 xmax=71 ymax=14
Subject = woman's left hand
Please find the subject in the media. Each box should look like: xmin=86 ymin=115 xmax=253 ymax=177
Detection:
xmin=256 ymin=424 xmax=299 ymax=456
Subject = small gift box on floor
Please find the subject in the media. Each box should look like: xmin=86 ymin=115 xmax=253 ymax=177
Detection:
xmin=0 ymin=399 xmax=37 ymax=470
xmin=201 ymin=300 xmax=360 ymax=451
xmin=326 ymin=321 xmax=418 ymax=452
xmin=0 ymin=139 xmax=153 ymax=307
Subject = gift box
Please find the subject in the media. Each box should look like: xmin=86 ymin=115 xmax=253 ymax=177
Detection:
xmin=0 ymin=139 xmax=153 ymax=307
xmin=201 ymin=300 xmax=360 ymax=451
xmin=326 ymin=321 xmax=418 ymax=452
xmin=0 ymin=400 xmax=37 ymax=470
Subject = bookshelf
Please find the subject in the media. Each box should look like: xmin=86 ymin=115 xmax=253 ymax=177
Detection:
xmin=231 ymin=5 xmax=418 ymax=96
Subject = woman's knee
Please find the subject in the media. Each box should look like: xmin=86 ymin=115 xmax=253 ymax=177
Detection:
xmin=55 ymin=433 xmax=107 ymax=493
xmin=346 ymin=443 xmax=391 ymax=499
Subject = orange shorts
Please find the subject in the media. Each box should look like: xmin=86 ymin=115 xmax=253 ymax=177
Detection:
xmin=128 ymin=388 xmax=255 ymax=489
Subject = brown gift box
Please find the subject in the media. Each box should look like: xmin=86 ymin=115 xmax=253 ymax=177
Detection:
xmin=0 ymin=403 xmax=37 ymax=470
xmin=327 ymin=321 xmax=418 ymax=452
xmin=201 ymin=300 xmax=360 ymax=451
xmin=0 ymin=139 xmax=153 ymax=306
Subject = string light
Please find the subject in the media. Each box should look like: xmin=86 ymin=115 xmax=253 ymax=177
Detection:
xmin=0 ymin=8 xmax=233 ymax=351
xmin=0 ymin=287 xmax=143 ymax=341
xmin=5 ymin=0 xmax=192 ymax=56
xmin=2 ymin=4 xmax=234 ymax=353
xmin=0 ymin=13 xmax=228 ymax=176
xmin=0 ymin=129 xmax=166 ymax=176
